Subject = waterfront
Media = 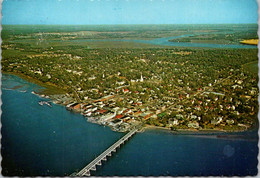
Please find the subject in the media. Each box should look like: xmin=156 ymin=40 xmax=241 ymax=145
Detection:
xmin=1 ymin=73 xmax=258 ymax=176
xmin=1 ymin=74 xmax=124 ymax=176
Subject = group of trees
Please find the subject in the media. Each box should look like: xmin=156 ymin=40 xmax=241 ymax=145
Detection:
xmin=2 ymin=45 xmax=258 ymax=96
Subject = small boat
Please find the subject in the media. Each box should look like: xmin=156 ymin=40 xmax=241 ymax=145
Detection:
xmin=38 ymin=101 xmax=52 ymax=107
xmin=45 ymin=102 xmax=52 ymax=107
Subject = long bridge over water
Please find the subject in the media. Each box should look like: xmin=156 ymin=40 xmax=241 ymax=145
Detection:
xmin=72 ymin=126 xmax=141 ymax=176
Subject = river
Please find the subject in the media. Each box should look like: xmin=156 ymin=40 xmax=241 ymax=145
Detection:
xmin=71 ymin=33 xmax=257 ymax=49
xmin=1 ymin=74 xmax=258 ymax=176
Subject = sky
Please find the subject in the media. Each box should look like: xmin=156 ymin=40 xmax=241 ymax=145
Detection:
xmin=1 ymin=0 xmax=258 ymax=25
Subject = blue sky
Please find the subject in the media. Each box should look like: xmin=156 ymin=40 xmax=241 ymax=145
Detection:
xmin=2 ymin=0 xmax=258 ymax=25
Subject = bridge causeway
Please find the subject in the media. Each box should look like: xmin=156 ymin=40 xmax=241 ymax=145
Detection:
xmin=74 ymin=126 xmax=140 ymax=176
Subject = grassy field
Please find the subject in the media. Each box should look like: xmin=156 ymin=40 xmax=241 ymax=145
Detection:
xmin=243 ymin=61 xmax=259 ymax=74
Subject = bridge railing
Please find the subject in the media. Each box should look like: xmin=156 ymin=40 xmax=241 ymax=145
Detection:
xmin=75 ymin=126 xmax=141 ymax=176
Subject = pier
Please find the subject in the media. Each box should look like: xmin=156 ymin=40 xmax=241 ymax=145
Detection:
xmin=73 ymin=126 xmax=140 ymax=176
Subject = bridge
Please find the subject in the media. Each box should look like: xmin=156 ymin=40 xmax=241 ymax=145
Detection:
xmin=73 ymin=126 xmax=140 ymax=177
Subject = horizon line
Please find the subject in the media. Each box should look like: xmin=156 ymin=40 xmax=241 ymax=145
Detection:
xmin=1 ymin=23 xmax=258 ymax=26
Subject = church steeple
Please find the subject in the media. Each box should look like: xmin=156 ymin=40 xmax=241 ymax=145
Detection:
xmin=140 ymin=73 xmax=143 ymax=82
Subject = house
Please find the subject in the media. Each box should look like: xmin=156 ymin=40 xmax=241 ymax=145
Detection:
xmin=195 ymin=105 xmax=201 ymax=110
xmin=237 ymin=80 xmax=243 ymax=84
xmin=66 ymin=102 xmax=77 ymax=108
xmin=227 ymin=105 xmax=231 ymax=109
xmin=88 ymin=76 xmax=96 ymax=80
xmin=123 ymin=109 xmax=130 ymax=114
xmin=144 ymin=113 xmax=154 ymax=120
xmin=122 ymin=88 xmax=130 ymax=93
xmin=188 ymin=121 xmax=199 ymax=129
xmin=117 ymin=81 xmax=125 ymax=85
xmin=100 ymin=112 xmax=116 ymax=122
xmin=245 ymin=95 xmax=251 ymax=99
xmin=137 ymin=101 xmax=142 ymax=106
xmin=169 ymin=118 xmax=179 ymax=126
xmin=133 ymin=111 xmax=142 ymax=117
xmin=122 ymin=117 xmax=131 ymax=122
xmin=126 ymin=119 xmax=136 ymax=124
xmin=161 ymin=106 xmax=166 ymax=111
xmin=226 ymin=119 xmax=234 ymax=125
xmin=85 ymin=105 xmax=93 ymax=109
xmin=211 ymin=117 xmax=223 ymax=125
xmin=176 ymin=114 xmax=184 ymax=119
xmin=92 ymin=107 xmax=98 ymax=112
xmin=85 ymin=112 xmax=92 ymax=117
xmin=112 ymin=107 xmax=120 ymax=112
xmin=191 ymin=115 xmax=197 ymax=120
xmin=115 ymin=114 xmax=124 ymax=119
xmin=150 ymin=114 xmax=158 ymax=119
xmin=250 ymin=88 xmax=257 ymax=95
xmin=97 ymin=109 xmax=107 ymax=114
xmin=72 ymin=104 xmax=81 ymax=110
xmin=85 ymin=108 xmax=92 ymax=113
xmin=109 ymin=119 xmax=122 ymax=127
xmin=140 ymin=113 xmax=147 ymax=117
xmin=155 ymin=110 xmax=161 ymax=114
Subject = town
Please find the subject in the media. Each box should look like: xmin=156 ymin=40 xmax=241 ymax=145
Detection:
xmin=2 ymin=25 xmax=259 ymax=132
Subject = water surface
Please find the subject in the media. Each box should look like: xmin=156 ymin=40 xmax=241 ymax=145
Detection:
xmin=72 ymin=33 xmax=257 ymax=49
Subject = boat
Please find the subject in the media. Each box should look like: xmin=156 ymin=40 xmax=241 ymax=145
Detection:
xmin=45 ymin=102 xmax=52 ymax=107
xmin=38 ymin=101 xmax=52 ymax=107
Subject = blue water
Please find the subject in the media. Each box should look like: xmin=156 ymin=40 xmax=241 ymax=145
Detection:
xmin=72 ymin=33 xmax=257 ymax=49
xmin=1 ymin=74 xmax=258 ymax=176
xmin=1 ymin=74 xmax=124 ymax=176
xmin=94 ymin=130 xmax=258 ymax=176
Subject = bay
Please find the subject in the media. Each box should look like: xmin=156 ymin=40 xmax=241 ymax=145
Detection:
xmin=1 ymin=74 xmax=258 ymax=176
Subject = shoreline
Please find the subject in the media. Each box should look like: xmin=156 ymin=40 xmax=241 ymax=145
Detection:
xmin=2 ymin=71 xmax=67 ymax=95
xmin=2 ymin=72 xmax=258 ymax=134
xmin=143 ymin=124 xmax=258 ymax=135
